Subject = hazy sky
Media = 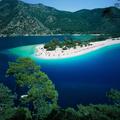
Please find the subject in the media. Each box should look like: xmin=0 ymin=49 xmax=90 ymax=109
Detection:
xmin=21 ymin=0 xmax=115 ymax=12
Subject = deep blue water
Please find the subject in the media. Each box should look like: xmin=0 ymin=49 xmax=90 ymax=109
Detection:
xmin=0 ymin=36 xmax=120 ymax=108
xmin=0 ymin=36 xmax=67 ymax=50
xmin=33 ymin=44 xmax=120 ymax=107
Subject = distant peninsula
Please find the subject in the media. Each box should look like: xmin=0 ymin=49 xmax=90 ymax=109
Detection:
xmin=35 ymin=37 xmax=120 ymax=59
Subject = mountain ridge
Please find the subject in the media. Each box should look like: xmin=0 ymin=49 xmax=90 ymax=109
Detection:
xmin=0 ymin=0 xmax=120 ymax=36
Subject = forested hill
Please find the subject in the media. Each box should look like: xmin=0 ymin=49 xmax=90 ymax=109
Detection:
xmin=0 ymin=0 xmax=120 ymax=36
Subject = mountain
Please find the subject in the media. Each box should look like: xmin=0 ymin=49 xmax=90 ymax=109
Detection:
xmin=0 ymin=0 xmax=120 ymax=36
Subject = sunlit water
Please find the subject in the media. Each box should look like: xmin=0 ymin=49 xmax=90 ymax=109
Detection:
xmin=0 ymin=36 xmax=120 ymax=107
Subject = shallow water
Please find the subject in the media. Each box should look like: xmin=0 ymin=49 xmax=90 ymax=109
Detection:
xmin=0 ymin=36 xmax=120 ymax=107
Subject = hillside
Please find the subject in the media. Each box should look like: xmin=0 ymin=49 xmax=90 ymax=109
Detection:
xmin=0 ymin=0 xmax=120 ymax=36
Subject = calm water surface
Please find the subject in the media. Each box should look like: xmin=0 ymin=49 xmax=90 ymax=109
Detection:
xmin=0 ymin=36 xmax=120 ymax=107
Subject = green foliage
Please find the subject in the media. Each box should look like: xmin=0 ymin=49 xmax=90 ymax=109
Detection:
xmin=107 ymin=89 xmax=120 ymax=104
xmin=44 ymin=39 xmax=92 ymax=51
xmin=0 ymin=0 xmax=18 ymax=30
xmin=33 ymin=98 xmax=55 ymax=120
xmin=46 ymin=104 xmax=120 ymax=120
xmin=2 ymin=57 xmax=120 ymax=120
xmin=6 ymin=58 xmax=58 ymax=120
xmin=0 ymin=0 xmax=120 ymax=36
xmin=76 ymin=104 xmax=120 ymax=120
xmin=26 ymin=74 xmax=58 ymax=120
xmin=64 ymin=108 xmax=78 ymax=120
xmin=46 ymin=108 xmax=78 ymax=120
xmin=44 ymin=39 xmax=60 ymax=51
xmin=6 ymin=57 xmax=40 ymax=87
xmin=77 ymin=104 xmax=110 ymax=120
xmin=0 ymin=83 xmax=15 ymax=120
xmin=27 ymin=74 xmax=58 ymax=102
xmin=12 ymin=107 xmax=32 ymax=120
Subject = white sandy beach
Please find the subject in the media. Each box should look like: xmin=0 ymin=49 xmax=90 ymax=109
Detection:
xmin=35 ymin=38 xmax=120 ymax=59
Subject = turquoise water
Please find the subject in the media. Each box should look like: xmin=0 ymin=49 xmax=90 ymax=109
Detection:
xmin=0 ymin=35 xmax=120 ymax=107
xmin=71 ymin=34 xmax=95 ymax=41
xmin=1 ymin=43 xmax=120 ymax=107
xmin=4 ymin=42 xmax=120 ymax=62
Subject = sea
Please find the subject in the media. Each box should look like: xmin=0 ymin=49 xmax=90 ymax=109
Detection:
xmin=0 ymin=35 xmax=120 ymax=108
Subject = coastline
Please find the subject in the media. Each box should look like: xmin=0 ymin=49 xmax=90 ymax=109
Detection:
xmin=0 ymin=34 xmax=94 ymax=38
xmin=0 ymin=34 xmax=64 ymax=38
xmin=35 ymin=38 xmax=120 ymax=59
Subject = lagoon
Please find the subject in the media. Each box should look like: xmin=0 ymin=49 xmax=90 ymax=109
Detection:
xmin=0 ymin=35 xmax=120 ymax=107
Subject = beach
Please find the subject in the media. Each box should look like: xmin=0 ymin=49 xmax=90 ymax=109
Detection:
xmin=35 ymin=38 xmax=120 ymax=59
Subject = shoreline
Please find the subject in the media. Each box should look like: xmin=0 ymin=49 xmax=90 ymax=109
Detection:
xmin=35 ymin=38 xmax=120 ymax=59
xmin=0 ymin=33 xmax=99 ymax=38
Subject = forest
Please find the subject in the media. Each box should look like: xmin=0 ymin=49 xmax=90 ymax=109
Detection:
xmin=0 ymin=58 xmax=120 ymax=120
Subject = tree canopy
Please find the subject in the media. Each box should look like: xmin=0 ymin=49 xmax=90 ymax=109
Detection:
xmin=6 ymin=58 xmax=58 ymax=120
xmin=1 ymin=57 xmax=120 ymax=120
xmin=0 ymin=83 xmax=15 ymax=120
xmin=107 ymin=89 xmax=120 ymax=104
